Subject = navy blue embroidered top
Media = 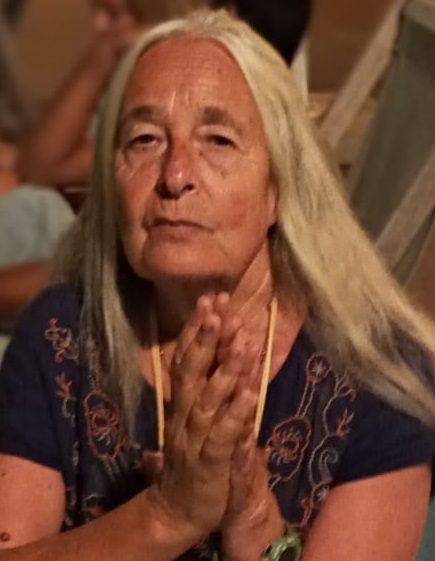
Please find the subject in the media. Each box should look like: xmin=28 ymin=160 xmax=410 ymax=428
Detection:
xmin=0 ymin=284 xmax=433 ymax=545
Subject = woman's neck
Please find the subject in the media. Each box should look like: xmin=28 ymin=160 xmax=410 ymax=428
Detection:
xmin=134 ymin=245 xmax=304 ymax=398
xmin=152 ymin=246 xmax=275 ymax=342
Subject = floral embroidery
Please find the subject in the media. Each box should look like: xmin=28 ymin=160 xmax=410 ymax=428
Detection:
xmin=306 ymin=354 xmax=331 ymax=383
xmin=72 ymin=441 xmax=79 ymax=470
xmin=84 ymin=389 xmax=125 ymax=461
xmin=266 ymin=353 xmax=356 ymax=530
xmin=63 ymin=489 xmax=107 ymax=528
xmin=55 ymin=372 xmax=77 ymax=426
xmin=46 ymin=299 xmax=358 ymax=542
xmin=267 ymin=417 xmax=311 ymax=481
xmin=45 ymin=319 xmax=79 ymax=363
xmin=63 ymin=487 xmax=77 ymax=530
xmin=83 ymin=494 xmax=106 ymax=520
xmin=299 ymin=480 xmax=332 ymax=528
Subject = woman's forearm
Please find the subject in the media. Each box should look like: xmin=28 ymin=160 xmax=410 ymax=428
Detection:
xmin=16 ymin=43 xmax=115 ymax=186
xmin=0 ymin=262 xmax=50 ymax=326
xmin=0 ymin=488 xmax=203 ymax=561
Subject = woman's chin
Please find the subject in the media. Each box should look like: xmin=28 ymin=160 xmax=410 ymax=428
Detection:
xmin=134 ymin=254 xmax=221 ymax=283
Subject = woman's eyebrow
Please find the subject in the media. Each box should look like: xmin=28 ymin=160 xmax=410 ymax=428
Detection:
xmin=120 ymin=105 xmax=167 ymax=129
xmin=200 ymin=106 xmax=245 ymax=136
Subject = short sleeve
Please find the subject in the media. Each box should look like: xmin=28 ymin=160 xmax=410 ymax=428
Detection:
xmin=334 ymin=390 xmax=434 ymax=485
xmin=0 ymin=304 xmax=62 ymax=471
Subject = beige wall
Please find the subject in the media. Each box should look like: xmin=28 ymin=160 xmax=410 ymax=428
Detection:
xmin=11 ymin=0 xmax=397 ymax=101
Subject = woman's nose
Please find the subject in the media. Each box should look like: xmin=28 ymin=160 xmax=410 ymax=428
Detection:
xmin=157 ymin=140 xmax=196 ymax=199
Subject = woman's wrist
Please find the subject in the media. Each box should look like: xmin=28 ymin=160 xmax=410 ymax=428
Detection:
xmin=222 ymin=499 xmax=285 ymax=561
xmin=143 ymin=486 xmax=207 ymax=553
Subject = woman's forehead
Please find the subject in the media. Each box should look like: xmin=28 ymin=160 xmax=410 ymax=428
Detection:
xmin=121 ymin=36 xmax=263 ymax=126
xmin=133 ymin=36 xmax=243 ymax=87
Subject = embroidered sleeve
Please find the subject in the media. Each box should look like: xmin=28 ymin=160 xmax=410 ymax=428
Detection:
xmin=334 ymin=390 xmax=434 ymax=484
xmin=0 ymin=304 xmax=62 ymax=471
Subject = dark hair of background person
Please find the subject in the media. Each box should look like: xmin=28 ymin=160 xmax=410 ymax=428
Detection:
xmin=211 ymin=0 xmax=312 ymax=63
xmin=1 ymin=0 xmax=28 ymax=26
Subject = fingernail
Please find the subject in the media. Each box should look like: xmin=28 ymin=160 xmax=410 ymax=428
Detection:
xmin=217 ymin=292 xmax=230 ymax=306
xmin=199 ymin=323 xmax=214 ymax=338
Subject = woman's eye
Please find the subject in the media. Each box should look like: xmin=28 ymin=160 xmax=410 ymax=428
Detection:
xmin=130 ymin=134 xmax=157 ymax=146
xmin=208 ymin=135 xmax=235 ymax=148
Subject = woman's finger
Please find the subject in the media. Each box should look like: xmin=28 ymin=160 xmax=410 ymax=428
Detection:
xmin=172 ymin=294 xmax=214 ymax=367
xmin=214 ymin=292 xmax=231 ymax=319
xmin=225 ymin=429 xmax=257 ymax=520
xmin=215 ymin=293 xmax=243 ymax=364
xmin=190 ymin=331 xmax=259 ymax=461
xmin=169 ymin=310 xmax=221 ymax=424
xmin=200 ymin=385 xmax=258 ymax=466
xmin=232 ymin=430 xmax=257 ymax=483
xmin=185 ymin=341 xmax=246 ymax=454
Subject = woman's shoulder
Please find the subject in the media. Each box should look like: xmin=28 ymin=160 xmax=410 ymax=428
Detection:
xmin=15 ymin=283 xmax=82 ymax=340
xmin=21 ymin=283 xmax=82 ymax=326
xmin=0 ymin=283 xmax=83 ymax=475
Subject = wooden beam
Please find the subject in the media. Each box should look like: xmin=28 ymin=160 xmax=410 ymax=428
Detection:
xmin=376 ymin=146 xmax=435 ymax=269
xmin=407 ymin=0 xmax=435 ymax=32
xmin=320 ymin=0 xmax=407 ymax=150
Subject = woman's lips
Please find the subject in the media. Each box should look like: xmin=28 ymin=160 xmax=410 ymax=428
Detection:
xmin=151 ymin=218 xmax=211 ymax=231
xmin=149 ymin=218 xmax=211 ymax=239
xmin=153 ymin=218 xmax=205 ymax=228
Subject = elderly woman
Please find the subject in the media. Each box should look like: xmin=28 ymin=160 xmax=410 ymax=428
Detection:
xmin=0 ymin=10 xmax=435 ymax=561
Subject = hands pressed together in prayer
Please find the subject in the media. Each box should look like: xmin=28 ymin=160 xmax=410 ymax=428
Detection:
xmin=148 ymin=294 xmax=285 ymax=561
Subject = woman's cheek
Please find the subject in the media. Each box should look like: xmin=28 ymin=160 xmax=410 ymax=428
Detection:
xmin=116 ymin=155 xmax=160 ymax=209
xmin=116 ymin=171 xmax=146 ymax=241
xmin=201 ymin=151 xmax=240 ymax=177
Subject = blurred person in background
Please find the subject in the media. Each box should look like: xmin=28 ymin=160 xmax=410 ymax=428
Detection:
xmin=1 ymin=0 xmax=28 ymax=25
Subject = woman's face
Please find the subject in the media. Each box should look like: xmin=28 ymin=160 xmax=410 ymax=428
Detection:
xmin=115 ymin=36 xmax=277 ymax=284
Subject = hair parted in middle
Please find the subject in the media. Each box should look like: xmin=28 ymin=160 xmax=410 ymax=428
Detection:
xmin=57 ymin=9 xmax=435 ymax=434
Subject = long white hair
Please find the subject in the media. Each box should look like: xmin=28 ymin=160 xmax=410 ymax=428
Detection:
xmin=57 ymin=9 xmax=435 ymax=432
